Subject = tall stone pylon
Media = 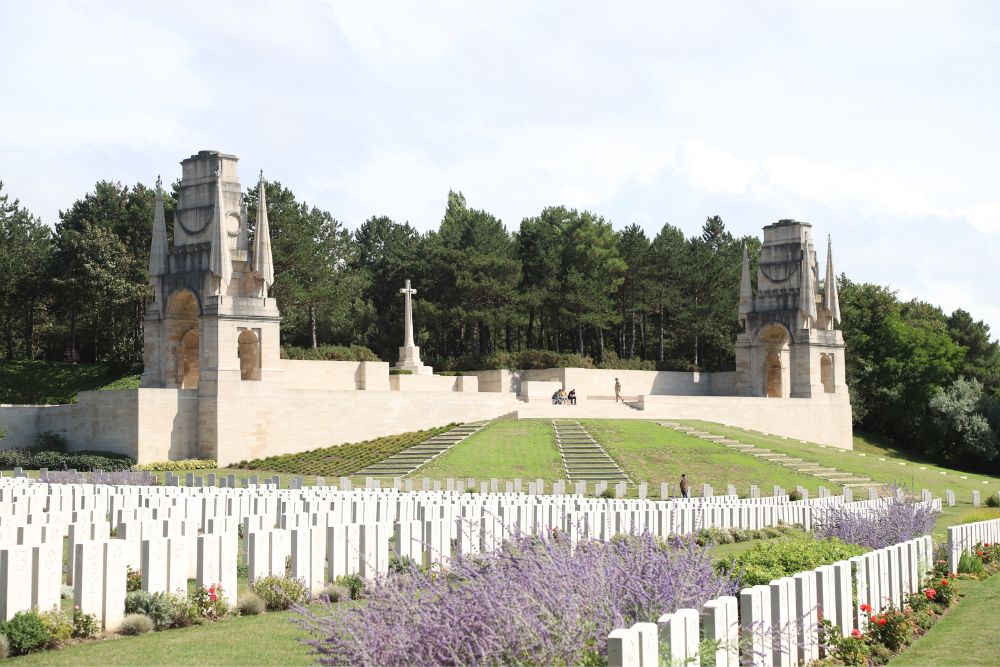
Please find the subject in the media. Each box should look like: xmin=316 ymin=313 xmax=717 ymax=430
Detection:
xmin=394 ymin=279 xmax=432 ymax=375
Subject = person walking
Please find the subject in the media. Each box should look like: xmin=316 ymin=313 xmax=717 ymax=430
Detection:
xmin=614 ymin=377 xmax=623 ymax=403
xmin=679 ymin=473 xmax=690 ymax=499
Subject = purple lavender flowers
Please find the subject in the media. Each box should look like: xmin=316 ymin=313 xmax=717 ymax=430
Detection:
xmin=297 ymin=532 xmax=735 ymax=666
xmin=814 ymin=484 xmax=939 ymax=549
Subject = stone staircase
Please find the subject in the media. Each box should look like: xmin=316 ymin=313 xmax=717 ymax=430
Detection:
xmin=553 ymin=419 xmax=630 ymax=483
xmin=659 ymin=422 xmax=881 ymax=489
xmin=355 ymin=422 xmax=489 ymax=477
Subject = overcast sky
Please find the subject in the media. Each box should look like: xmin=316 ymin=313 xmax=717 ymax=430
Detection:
xmin=2 ymin=1 xmax=998 ymax=336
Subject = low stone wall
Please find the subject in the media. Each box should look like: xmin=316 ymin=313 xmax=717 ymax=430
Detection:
xmin=280 ymin=360 xmax=390 ymax=391
xmin=388 ymin=374 xmax=478 ymax=393
xmin=638 ymin=393 xmax=854 ymax=449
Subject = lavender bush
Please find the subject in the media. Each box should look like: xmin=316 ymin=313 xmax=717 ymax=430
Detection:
xmin=39 ymin=470 xmax=158 ymax=486
xmin=814 ymin=484 xmax=939 ymax=549
xmin=297 ymin=532 xmax=736 ymax=666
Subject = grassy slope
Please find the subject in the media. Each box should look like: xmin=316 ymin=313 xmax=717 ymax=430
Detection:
xmin=413 ymin=419 xmax=564 ymax=482
xmin=0 ymin=360 xmax=139 ymax=405
xmin=890 ymin=574 xmax=1000 ymax=667
xmin=585 ymin=419 xmax=828 ymax=495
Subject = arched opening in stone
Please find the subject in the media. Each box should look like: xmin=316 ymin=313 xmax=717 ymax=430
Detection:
xmin=820 ymin=353 xmax=835 ymax=393
xmin=758 ymin=324 xmax=791 ymax=398
xmin=166 ymin=290 xmax=200 ymax=389
xmin=238 ymin=329 xmax=261 ymax=381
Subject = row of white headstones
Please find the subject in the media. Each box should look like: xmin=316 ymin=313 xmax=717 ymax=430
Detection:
xmin=608 ymin=515 xmax=1000 ymax=667
xmin=0 ymin=478 xmax=939 ymax=636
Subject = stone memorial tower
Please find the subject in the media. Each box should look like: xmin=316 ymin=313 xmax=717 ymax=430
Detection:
xmin=734 ymin=219 xmax=846 ymax=398
xmin=141 ymin=150 xmax=280 ymax=458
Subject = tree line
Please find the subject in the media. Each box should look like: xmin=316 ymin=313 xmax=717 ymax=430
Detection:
xmin=1 ymin=178 xmax=999 ymax=468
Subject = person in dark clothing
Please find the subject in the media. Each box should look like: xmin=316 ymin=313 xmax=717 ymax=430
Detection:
xmin=567 ymin=389 xmax=577 ymax=405
xmin=679 ymin=473 xmax=690 ymax=499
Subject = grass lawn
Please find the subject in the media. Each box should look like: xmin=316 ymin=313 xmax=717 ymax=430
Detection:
xmin=890 ymin=574 xmax=1000 ymax=666
xmin=584 ymin=420 xmax=828 ymax=495
xmin=8 ymin=608 xmax=315 ymax=666
xmin=413 ymin=419 xmax=564 ymax=482
xmin=0 ymin=360 xmax=138 ymax=405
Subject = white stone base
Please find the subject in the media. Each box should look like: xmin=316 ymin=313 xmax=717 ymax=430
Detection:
xmin=395 ymin=345 xmax=433 ymax=375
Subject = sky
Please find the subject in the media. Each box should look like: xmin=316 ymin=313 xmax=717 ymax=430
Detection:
xmin=2 ymin=0 xmax=998 ymax=336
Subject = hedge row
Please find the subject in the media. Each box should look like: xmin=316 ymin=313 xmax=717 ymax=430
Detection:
xmin=0 ymin=448 xmax=134 ymax=472
xmin=232 ymin=424 xmax=457 ymax=477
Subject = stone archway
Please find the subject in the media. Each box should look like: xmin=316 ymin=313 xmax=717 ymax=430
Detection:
xmin=166 ymin=290 xmax=200 ymax=389
xmin=758 ymin=324 xmax=791 ymax=398
xmin=238 ymin=329 xmax=261 ymax=381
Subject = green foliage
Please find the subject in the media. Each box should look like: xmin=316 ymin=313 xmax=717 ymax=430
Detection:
xmin=987 ymin=494 xmax=1000 ymax=508
xmin=37 ymin=610 xmax=72 ymax=648
xmin=280 ymin=345 xmax=378 ymax=361
xmin=133 ymin=459 xmax=217 ymax=471
xmin=236 ymin=592 xmax=266 ymax=616
xmin=71 ymin=608 xmax=99 ymax=639
xmin=318 ymin=583 xmax=351 ymax=603
xmin=0 ymin=632 xmax=7 ymax=659
xmin=251 ymin=575 xmax=309 ymax=611
xmin=927 ymin=377 xmax=999 ymax=464
xmin=957 ymin=552 xmax=987 ymax=577
xmin=388 ymin=369 xmax=412 ymax=375
xmin=0 ymin=611 xmax=52 ymax=655
xmin=233 ymin=424 xmax=455 ymax=476
xmin=191 ymin=584 xmax=231 ymax=620
xmin=0 ymin=447 xmax=133 ymax=471
xmin=0 ymin=360 xmax=136 ymax=405
xmin=334 ymin=573 xmax=365 ymax=600
xmin=117 ymin=613 xmax=154 ymax=635
xmin=718 ymin=534 xmax=868 ymax=586
xmin=123 ymin=590 xmax=195 ymax=630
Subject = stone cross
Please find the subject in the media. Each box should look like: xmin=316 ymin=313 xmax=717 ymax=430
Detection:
xmin=400 ymin=279 xmax=417 ymax=347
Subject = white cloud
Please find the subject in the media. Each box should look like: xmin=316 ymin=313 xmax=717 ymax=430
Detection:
xmin=958 ymin=202 xmax=1000 ymax=235
xmin=678 ymin=138 xmax=758 ymax=196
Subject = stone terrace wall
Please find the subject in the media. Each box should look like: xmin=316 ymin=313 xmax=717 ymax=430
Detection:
xmin=639 ymin=393 xmax=854 ymax=449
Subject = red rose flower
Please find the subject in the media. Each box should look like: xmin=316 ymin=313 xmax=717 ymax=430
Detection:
xmin=941 ymin=579 xmax=949 ymax=586
xmin=851 ymin=629 xmax=863 ymax=638
xmin=877 ymin=617 xmax=887 ymax=626
xmin=860 ymin=603 xmax=872 ymax=613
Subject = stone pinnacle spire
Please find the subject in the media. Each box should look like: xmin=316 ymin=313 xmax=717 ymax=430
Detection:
xmin=251 ymin=170 xmax=274 ymax=291
xmin=208 ymin=160 xmax=232 ymax=287
xmin=798 ymin=243 xmax=817 ymax=327
xmin=149 ymin=176 xmax=168 ymax=280
xmin=823 ymin=235 xmax=841 ymax=326
xmin=738 ymin=244 xmax=753 ymax=329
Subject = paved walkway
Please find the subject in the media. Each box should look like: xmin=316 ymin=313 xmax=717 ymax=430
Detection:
xmin=355 ymin=422 xmax=489 ymax=477
xmin=659 ymin=422 xmax=881 ymax=490
xmin=553 ymin=419 xmax=630 ymax=483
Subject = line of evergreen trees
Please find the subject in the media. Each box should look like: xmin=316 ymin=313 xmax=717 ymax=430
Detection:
xmin=2 ymin=178 xmax=999 ymax=469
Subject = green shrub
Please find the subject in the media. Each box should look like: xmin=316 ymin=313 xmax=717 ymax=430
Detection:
xmin=126 ymin=566 xmax=142 ymax=592
xmin=38 ymin=610 xmax=72 ymax=648
xmin=191 ymin=583 xmax=231 ymax=620
xmin=958 ymin=551 xmax=988 ymax=577
xmin=986 ymin=494 xmax=1000 ymax=508
xmin=0 ymin=633 xmax=8 ymax=659
xmin=388 ymin=554 xmax=419 ymax=574
xmin=133 ymin=459 xmax=217 ymax=471
xmin=237 ymin=592 xmax=266 ymax=616
xmin=0 ymin=448 xmax=135 ymax=472
xmin=761 ymin=525 xmax=782 ymax=538
xmin=280 ymin=345 xmax=378 ymax=362
xmin=730 ymin=528 xmax=751 ymax=542
xmin=232 ymin=424 xmax=456 ymax=476
xmin=788 ymin=489 xmax=803 ymax=501
xmin=72 ymin=608 xmax=99 ymax=639
xmin=718 ymin=534 xmax=868 ymax=586
xmin=597 ymin=489 xmax=615 ymax=499
xmin=124 ymin=590 xmax=178 ymax=630
xmin=389 ymin=369 xmax=412 ymax=375
xmin=117 ymin=613 xmax=154 ymax=635
xmin=0 ymin=611 xmax=52 ymax=655
xmin=318 ymin=583 xmax=351 ymax=602
xmin=251 ymin=575 xmax=309 ymax=611
xmin=334 ymin=573 xmax=366 ymax=600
